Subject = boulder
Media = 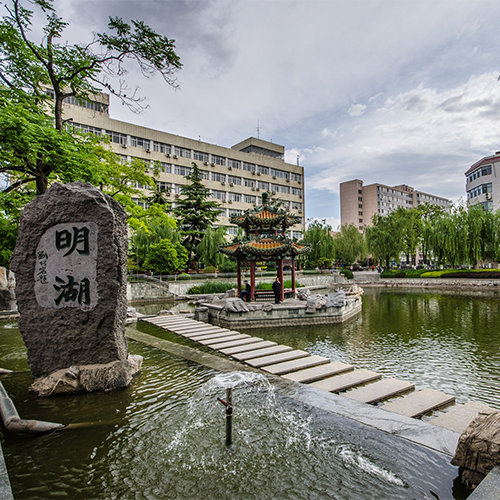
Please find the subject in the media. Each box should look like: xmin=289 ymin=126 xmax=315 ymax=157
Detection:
xmin=451 ymin=409 xmax=500 ymax=487
xmin=223 ymin=298 xmax=250 ymax=313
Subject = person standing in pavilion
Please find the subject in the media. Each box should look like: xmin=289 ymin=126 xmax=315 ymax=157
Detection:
xmin=272 ymin=277 xmax=282 ymax=304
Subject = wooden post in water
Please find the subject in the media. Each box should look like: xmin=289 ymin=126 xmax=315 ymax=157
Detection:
xmin=217 ymin=387 xmax=233 ymax=446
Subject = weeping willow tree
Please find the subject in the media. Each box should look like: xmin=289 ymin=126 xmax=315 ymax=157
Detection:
xmin=423 ymin=204 xmax=497 ymax=267
xmin=333 ymin=223 xmax=366 ymax=265
xmin=365 ymin=213 xmax=404 ymax=268
xmin=301 ymin=220 xmax=335 ymax=268
xmin=196 ymin=226 xmax=227 ymax=268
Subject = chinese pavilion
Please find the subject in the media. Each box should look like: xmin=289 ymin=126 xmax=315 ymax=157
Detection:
xmin=219 ymin=192 xmax=311 ymax=301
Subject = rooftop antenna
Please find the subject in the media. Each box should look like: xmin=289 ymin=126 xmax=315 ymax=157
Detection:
xmin=297 ymin=154 xmax=300 ymax=166
xmin=257 ymin=120 xmax=260 ymax=139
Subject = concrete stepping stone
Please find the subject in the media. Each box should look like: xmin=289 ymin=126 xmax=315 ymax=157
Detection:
xmin=381 ymin=388 xmax=455 ymax=418
xmin=429 ymin=401 xmax=493 ymax=433
xmin=198 ymin=334 xmax=250 ymax=346
xmin=343 ymin=378 xmax=415 ymax=404
xmin=182 ymin=328 xmax=230 ymax=337
xmin=282 ymin=361 xmax=354 ymax=383
xmin=310 ymin=369 xmax=382 ymax=393
xmin=148 ymin=319 xmax=195 ymax=326
xmin=246 ymin=350 xmax=310 ymax=368
xmin=231 ymin=345 xmax=292 ymax=361
xmin=192 ymin=332 xmax=249 ymax=343
xmin=262 ymin=355 xmax=330 ymax=376
xmin=169 ymin=325 xmax=219 ymax=333
xmin=211 ymin=337 xmax=266 ymax=351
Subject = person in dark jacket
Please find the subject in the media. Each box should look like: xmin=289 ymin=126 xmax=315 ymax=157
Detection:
xmin=272 ymin=277 xmax=281 ymax=304
xmin=240 ymin=280 xmax=251 ymax=302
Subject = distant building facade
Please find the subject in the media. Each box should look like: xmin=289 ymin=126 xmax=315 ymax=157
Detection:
xmin=465 ymin=152 xmax=500 ymax=212
xmin=340 ymin=179 xmax=452 ymax=231
xmin=58 ymin=91 xmax=305 ymax=238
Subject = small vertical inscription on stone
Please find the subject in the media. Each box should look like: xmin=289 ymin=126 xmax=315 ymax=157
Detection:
xmin=34 ymin=222 xmax=98 ymax=311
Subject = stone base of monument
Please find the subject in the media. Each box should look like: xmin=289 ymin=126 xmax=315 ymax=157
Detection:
xmin=451 ymin=409 xmax=500 ymax=488
xmin=30 ymin=355 xmax=143 ymax=397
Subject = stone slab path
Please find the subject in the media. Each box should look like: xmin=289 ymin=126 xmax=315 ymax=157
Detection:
xmin=140 ymin=314 xmax=495 ymax=430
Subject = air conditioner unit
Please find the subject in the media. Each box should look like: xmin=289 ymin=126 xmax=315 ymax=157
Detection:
xmin=204 ymin=161 xmax=209 ymax=165
xmin=229 ymin=183 xmax=234 ymax=187
xmin=257 ymin=172 xmax=261 ymax=176
xmin=221 ymin=181 xmax=225 ymax=185
xmin=121 ymin=143 xmax=127 ymax=149
xmin=211 ymin=163 xmax=215 ymax=167
xmin=299 ymin=195 xmax=302 ymax=199
xmin=251 ymin=171 xmax=256 ymax=175
xmin=228 ymin=166 xmax=233 ymax=170
xmin=286 ymin=178 xmax=290 ymax=182
xmin=298 ymin=210 xmax=303 ymax=213
xmin=251 ymin=187 xmax=256 ymax=191
xmin=271 ymin=191 xmax=276 ymax=195
xmin=272 ymin=175 xmax=276 ymax=179
xmin=486 ymin=193 xmax=492 ymax=200
xmin=146 ymin=149 xmax=151 ymax=153
xmin=173 ymin=155 xmax=178 ymax=159
xmin=166 ymin=153 xmax=171 ymax=158
xmin=256 ymin=187 xmax=260 ymax=191
xmin=228 ymin=200 xmax=232 ymax=204
xmin=175 ymin=194 xmax=180 ymax=198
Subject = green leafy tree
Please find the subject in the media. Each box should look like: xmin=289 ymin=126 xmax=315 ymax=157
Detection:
xmin=365 ymin=213 xmax=404 ymax=268
xmin=196 ymin=226 xmax=227 ymax=269
xmin=334 ymin=223 xmax=366 ymax=265
xmin=302 ymin=219 xmax=335 ymax=268
xmin=143 ymin=238 xmax=188 ymax=274
xmin=0 ymin=0 xmax=181 ymax=194
xmin=174 ymin=163 xmax=220 ymax=266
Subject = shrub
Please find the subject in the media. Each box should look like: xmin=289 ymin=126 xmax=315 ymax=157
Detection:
xmin=177 ymin=273 xmax=192 ymax=280
xmin=203 ymin=266 xmax=217 ymax=274
xmin=187 ymin=282 xmax=237 ymax=294
xmin=340 ymin=269 xmax=353 ymax=279
xmin=256 ymin=280 xmax=303 ymax=290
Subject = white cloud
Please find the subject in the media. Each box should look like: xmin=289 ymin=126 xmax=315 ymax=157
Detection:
xmin=348 ymin=104 xmax=367 ymax=117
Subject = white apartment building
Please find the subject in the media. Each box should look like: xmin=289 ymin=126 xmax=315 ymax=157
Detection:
xmin=340 ymin=179 xmax=451 ymax=231
xmin=465 ymin=152 xmax=500 ymax=212
xmin=60 ymin=92 xmax=305 ymax=239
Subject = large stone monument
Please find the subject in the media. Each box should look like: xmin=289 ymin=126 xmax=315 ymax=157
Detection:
xmin=11 ymin=182 xmax=141 ymax=396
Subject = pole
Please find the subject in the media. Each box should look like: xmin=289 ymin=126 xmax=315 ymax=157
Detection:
xmin=217 ymin=387 xmax=233 ymax=446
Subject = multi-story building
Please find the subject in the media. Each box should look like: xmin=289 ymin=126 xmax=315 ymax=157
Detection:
xmin=340 ymin=179 xmax=451 ymax=231
xmin=59 ymin=91 xmax=305 ymax=239
xmin=465 ymin=152 xmax=500 ymax=212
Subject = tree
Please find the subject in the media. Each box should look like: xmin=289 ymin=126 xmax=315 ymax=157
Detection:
xmin=301 ymin=219 xmax=335 ymax=268
xmin=0 ymin=0 xmax=181 ymax=194
xmin=333 ymin=223 xmax=366 ymax=265
xmin=365 ymin=213 xmax=404 ymax=268
xmin=196 ymin=226 xmax=227 ymax=269
xmin=143 ymin=238 xmax=188 ymax=274
xmin=174 ymin=163 xmax=220 ymax=266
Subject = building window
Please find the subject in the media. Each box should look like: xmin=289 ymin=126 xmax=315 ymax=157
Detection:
xmin=228 ymin=209 xmax=243 ymax=216
xmin=228 ymin=193 xmax=241 ymax=202
xmin=199 ymin=169 xmax=210 ymax=180
xmin=153 ymin=142 xmax=171 ymax=154
xmin=227 ymin=226 xmax=238 ymax=235
xmin=258 ymin=165 xmax=269 ymax=175
xmin=257 ymin=181 xmax=269 ymax=190
xmin=159 ymin=162 xmax=172 ymax=173
xmin=174 ymin=146 xmax=191 ymax=158
xmin=211 ymin=190 xmax=226 ymax=201
xmin=291 ymin=231 xmax=303 ymax=239
xmin=270 ymin=168 xmax=289 ymax=180
xmin=291 ymin=173 xmax=302 ymax=183
xmin=228 ymin=175 xmax=242 ymax=185
xmin=229 ymin=159 xmax=241 ymax=169
xmin=130 ymin=136 xmax=151 ymax=150
xmin=68 ymin=122 xmax=102 ymax=136
xmin=244 ymin=179 xmax=255 ymax=188
xmin=212 ymin=172 xmax=226 ymax=183
xmin=244 ymin=195 xmax=256 ymax=204
xmin=358 ymin=197 xmax=363 ymax=201
xmin=105 ymin=131 xmax=127 ymax=145
xmin=63 ymin=95 xmax=108 ymax=113
xmin=243 ymin=162 xmax=255 ymax=173
xmin=292 ymin=187 xmax=301 ymax=196
xmin=157 ymin=181 xmax=171 ymax=191
xmin=211 ymin=154 xmax=226 ymax=166
xmin=291 ymin=202 xmax=302 ymax=211
xmin=174 ymin=165 xmax=191 ymax=177
xmin=193 ymin=151 xmax=209 ymax=162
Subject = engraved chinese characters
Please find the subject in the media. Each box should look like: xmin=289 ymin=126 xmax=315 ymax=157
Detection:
xmin=35 ymin=223 xmax=98 ymax=310
xmin=11 ymin=182 xmax=141 ymax=394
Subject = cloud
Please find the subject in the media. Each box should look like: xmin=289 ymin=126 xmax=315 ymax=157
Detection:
xmin=348 ymin=104 xmax=367 ymax=117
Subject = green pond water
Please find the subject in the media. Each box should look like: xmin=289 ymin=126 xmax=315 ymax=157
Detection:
xmin=1 ymin=286 xmax=498 ymax=499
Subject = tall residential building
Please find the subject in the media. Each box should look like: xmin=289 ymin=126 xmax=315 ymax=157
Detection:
xmin=465 ymin=152 xmax=500 ymax=212
xmin=340 ymin=179 xmax=451 ymax=231
xmin=58 ymin=91 xmax=306 ymax=238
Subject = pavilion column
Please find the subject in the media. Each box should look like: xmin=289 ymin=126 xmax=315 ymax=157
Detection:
xmin=237 ymin=260 xmax=241 ymax=298
xmin=291 ymin=258 xmax=296 ymax=296
xmin=278 ymin=259 xmax=284 ymax=301
xmin=250 ymin=260 xmax=256 ymax=301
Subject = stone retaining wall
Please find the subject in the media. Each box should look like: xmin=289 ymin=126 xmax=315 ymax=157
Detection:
xmin=127 ymin=282 xmax=173 ymax=302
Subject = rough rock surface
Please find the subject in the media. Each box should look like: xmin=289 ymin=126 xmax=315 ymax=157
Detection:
xmin=30 ymin=355 xmax=143 ymax=396
xmin=296 ymin=288 xmax=311 ymax=301
xmin=0 ymin=266 xmax=16 ymax=311
xmin=223 ymin=298 xmax=250 ymax=312
xmin=452 ymin=409 xmax=500 ymax=487
xmin=10 ymin=182 xmax=132 ymax=384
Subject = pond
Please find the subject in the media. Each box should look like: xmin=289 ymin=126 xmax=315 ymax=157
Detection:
xmin=2 ymin=286 xmax=498 ymax=499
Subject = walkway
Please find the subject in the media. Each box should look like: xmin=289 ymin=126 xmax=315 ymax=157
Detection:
xmin=139 ymin=314 xmax=494 ymax=435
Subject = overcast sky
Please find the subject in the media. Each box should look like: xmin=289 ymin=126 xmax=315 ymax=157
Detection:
xmin=21 ymin=0 xmax=500 ymax=228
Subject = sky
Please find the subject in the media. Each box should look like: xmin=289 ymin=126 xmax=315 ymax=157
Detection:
xmin=18 ymin=0 xmax=500 ymax=228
